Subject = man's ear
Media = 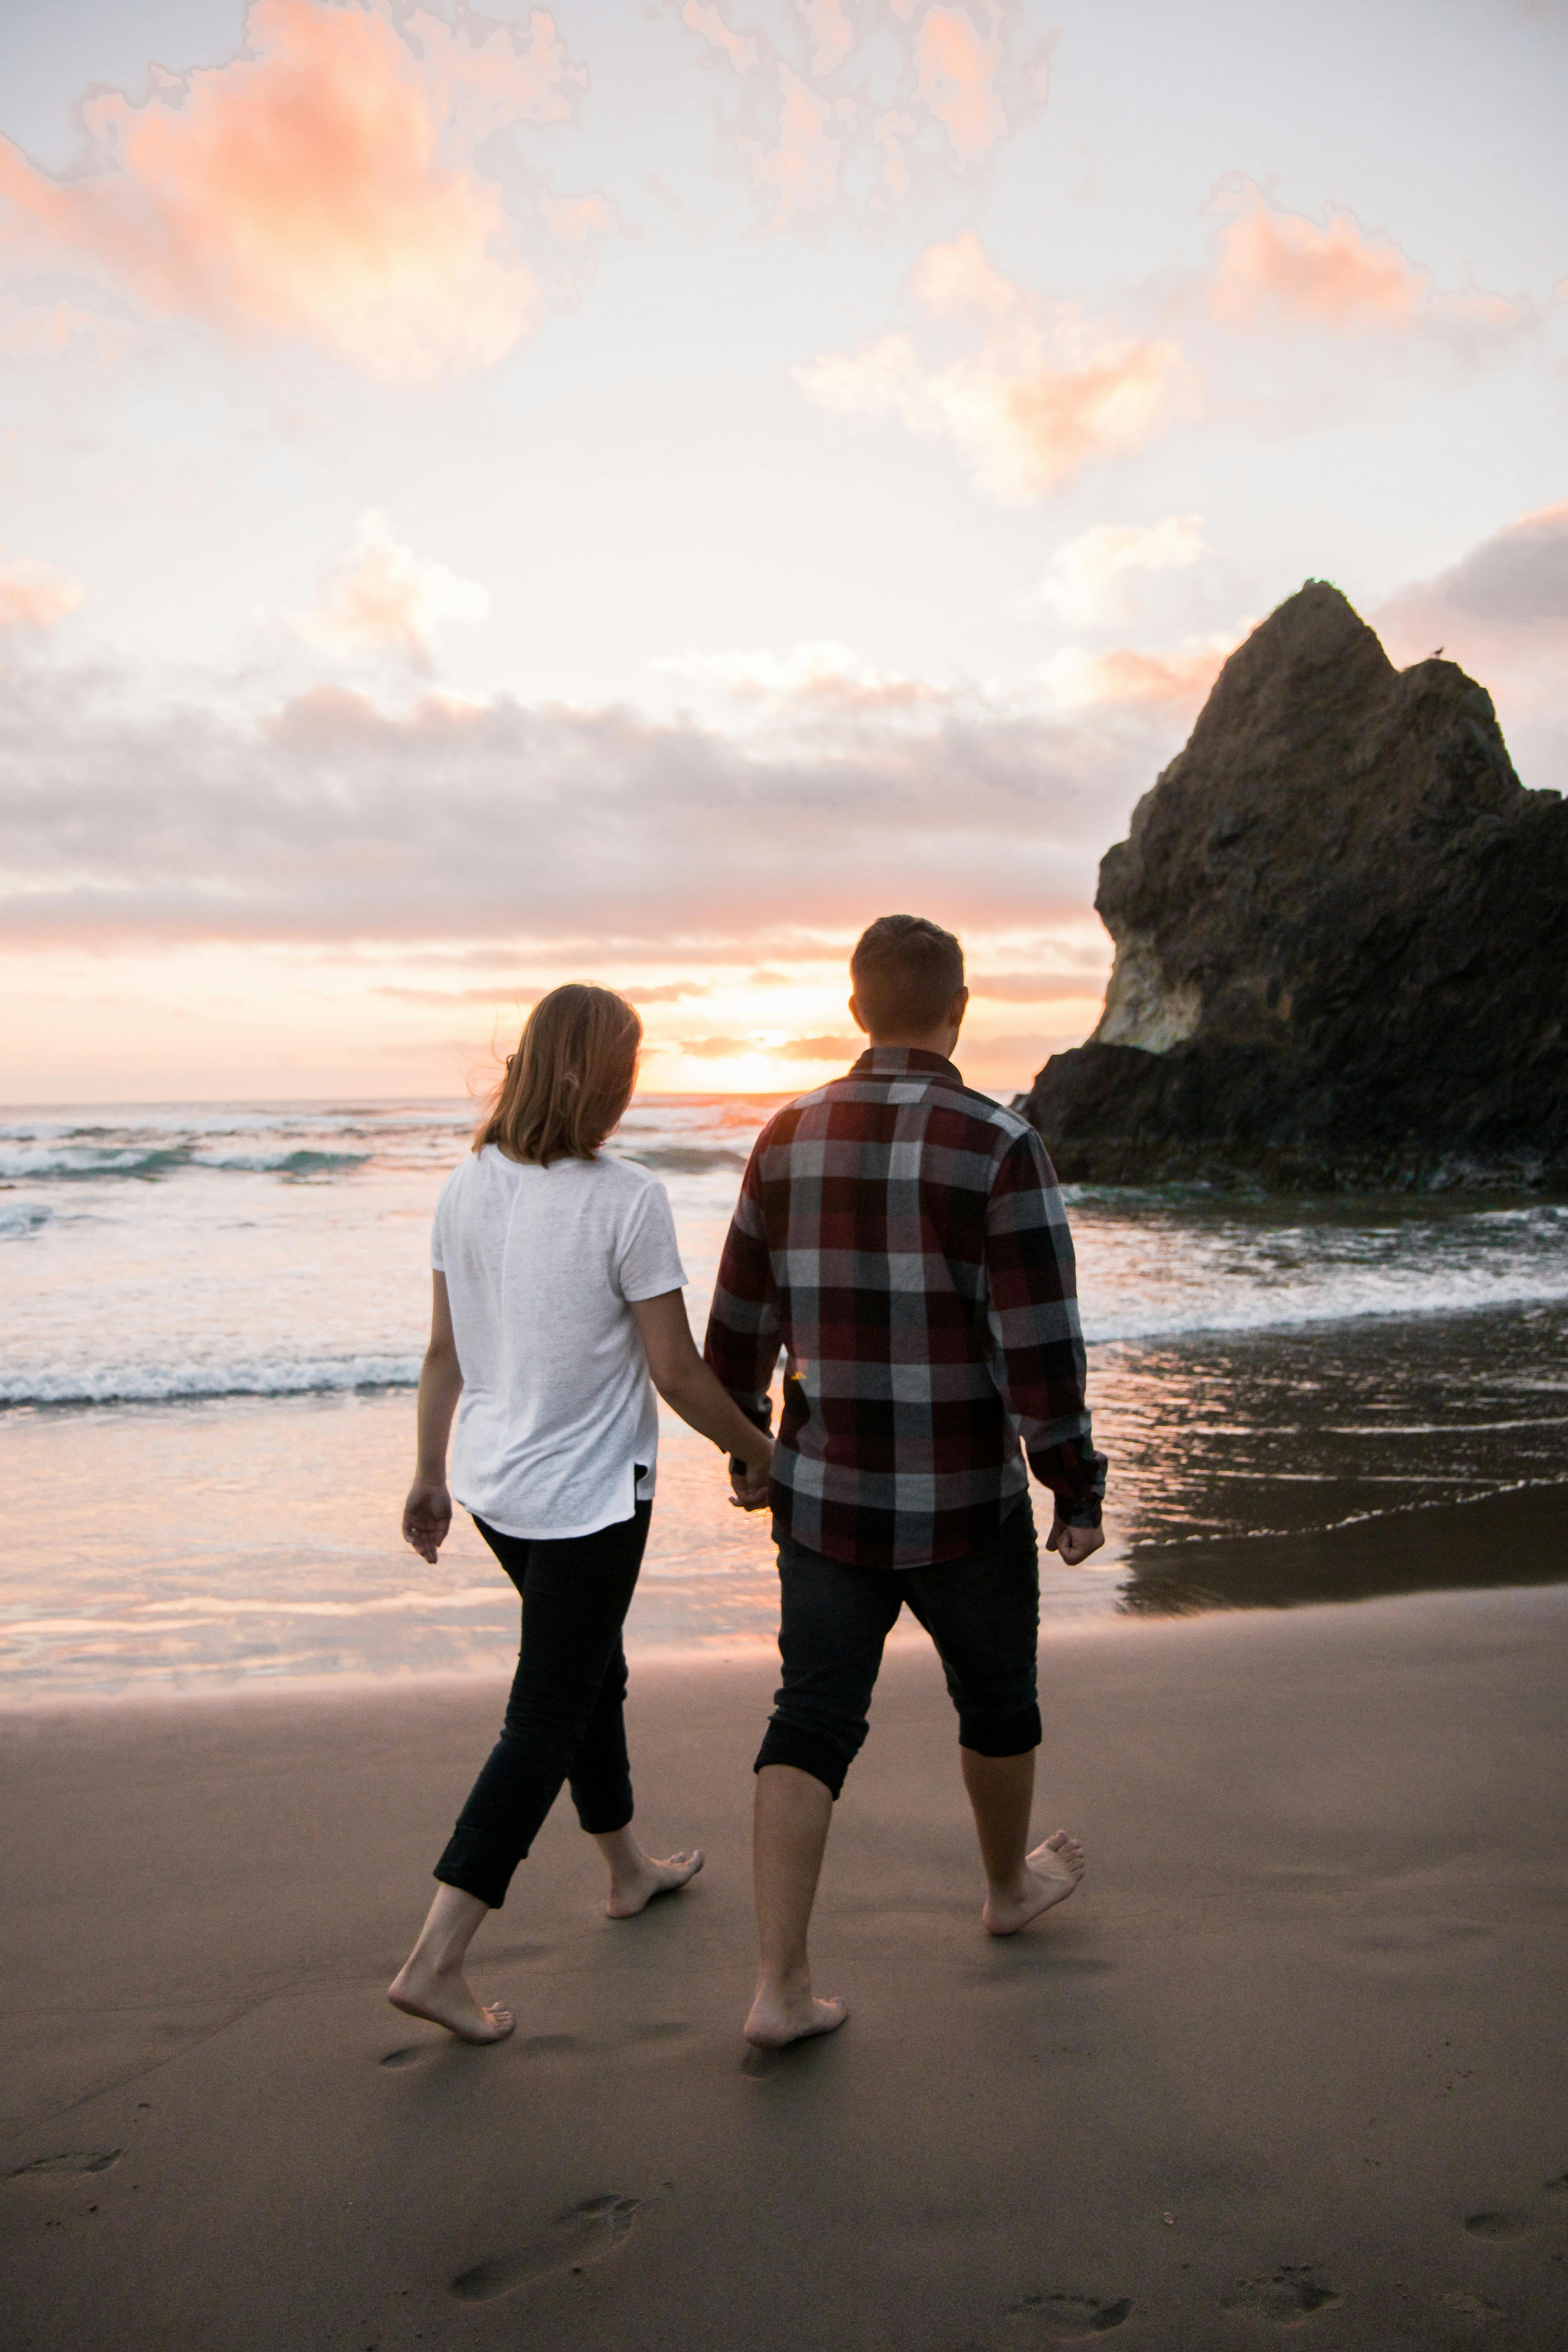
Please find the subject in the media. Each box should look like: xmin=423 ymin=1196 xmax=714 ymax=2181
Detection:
xmin=949 ymin=986 xmax=970 ymax=1030
xmin=848 ymin=993 xmax=870 ymax=1036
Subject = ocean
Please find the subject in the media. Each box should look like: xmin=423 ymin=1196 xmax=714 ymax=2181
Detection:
xmin=4 ymin=1093 xmax=1568 ymax=1703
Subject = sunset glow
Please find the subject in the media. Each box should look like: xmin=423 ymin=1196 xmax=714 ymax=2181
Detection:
xmin=3 ymin=0 xmax=1563 ymax=1104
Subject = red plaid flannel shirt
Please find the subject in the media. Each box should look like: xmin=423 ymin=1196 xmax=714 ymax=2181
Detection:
xmin=702 ymin=1047 xmax=1106 ymax=1570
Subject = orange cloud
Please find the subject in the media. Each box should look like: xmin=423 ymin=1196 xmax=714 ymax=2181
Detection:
xmin=0 ymin=558 xmax=84 ymax=631
xmin=1039 ymin=635 xmax=1241 ymax=711
xmin=289 ymin=511 xmax=488 ymax=671
xmin=0 ymin=0 xmax=588 ymax=380
xmin=778 ymin=1033 xmax=859 ymax=1059
xmin=969 ymin=971 xmax=1106 ymax=1003
xmin=795 ymin=231 xmax=1194 ymax=501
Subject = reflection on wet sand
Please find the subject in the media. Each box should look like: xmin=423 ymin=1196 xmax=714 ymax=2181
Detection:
xmin=1119 ymin=1481 xmax=1568 ymax=1615
xmin=1093 ymin=1302 xmax=1568 ymax=1614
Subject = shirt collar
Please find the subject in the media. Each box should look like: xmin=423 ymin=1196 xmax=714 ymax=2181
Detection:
xmin=849 ymin=1046 xmax=964 ymax=1086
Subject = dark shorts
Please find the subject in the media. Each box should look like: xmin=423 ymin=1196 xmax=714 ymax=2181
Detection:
xmin=755 ymin=1497 xmax=1041 ymax=1798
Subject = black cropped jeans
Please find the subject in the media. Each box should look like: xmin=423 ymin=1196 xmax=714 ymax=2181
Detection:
xmin=434 ymin=1499 xmax=650 ymax=1909
xmin=755 ymin=1495 xmax=1041 ymax=1799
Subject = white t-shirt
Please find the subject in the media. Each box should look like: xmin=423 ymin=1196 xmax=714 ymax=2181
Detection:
xmin=431 ymin=1145 xmax=687 ymax=1541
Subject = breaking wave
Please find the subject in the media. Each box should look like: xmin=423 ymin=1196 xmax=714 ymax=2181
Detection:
xmin=1 ymin=1352 xmax=422 ymax=1408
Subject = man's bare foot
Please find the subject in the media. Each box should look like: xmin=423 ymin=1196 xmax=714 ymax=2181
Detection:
xmin=387 ymin=1962 xmax=515 ymax=2044
xmin=982 ymin=1829 xmax=1086 ymax=1936
xmin=743 ymin=1982 xmax=849 ymax=2050
xmin=605 ymin=1846 xmax=705 ymax=1918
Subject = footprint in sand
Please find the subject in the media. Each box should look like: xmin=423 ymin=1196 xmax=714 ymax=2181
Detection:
xmin=1464 ymin=2210 xmax=1534 ymax=2242
xmin=1221 ymin=2267 xmax=1344 ymax=2323
xmin=1007 ymin=2290 xmax=1132 ymax=2336
xmin=1541 ymin=2174 xmax=1568 ymax=2198
xmin=1437 ymin=2290 xmax=1504 ymax=2326
xmin=8 ymin=2151 xmax=123 ymax=2179
xmin=451 ymin=2194 xmax=641 ymax=2302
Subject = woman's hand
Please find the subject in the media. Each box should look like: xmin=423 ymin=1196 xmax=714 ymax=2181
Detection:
xmin=403 ymin=1479 xmax=453 ymax=1563
xmin=630 ymin=1290 xmax=778 ymax=1512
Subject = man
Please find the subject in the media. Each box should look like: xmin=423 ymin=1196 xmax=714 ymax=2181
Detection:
xmin=704 ymin=913 xmax=1107 ymax=2049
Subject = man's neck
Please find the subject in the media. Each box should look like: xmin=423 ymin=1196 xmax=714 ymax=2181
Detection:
xmin=863 ymin=1035 xmax=959 ymax=1060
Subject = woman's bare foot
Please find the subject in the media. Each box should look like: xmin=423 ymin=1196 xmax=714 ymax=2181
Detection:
xmin=982 ymin=1829 xmax=1086 ymax=1936
xmin=387 ymin=1960 xmax=514 ymax=2043
xmin=605 ymin=1846 xmax=705 ymax=1918
xmin=743 ymin=1978 xmax=849 ymax=2050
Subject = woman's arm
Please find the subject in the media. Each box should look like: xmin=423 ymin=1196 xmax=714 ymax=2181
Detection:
xmin=403 ymin=1273 xmax=464 ymax=1562
xmin=630 ymin=1290 xmax=773 ymax=1510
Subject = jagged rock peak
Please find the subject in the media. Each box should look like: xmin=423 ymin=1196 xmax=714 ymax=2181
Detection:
xmin=1089 ymin=582 xmax=1523 ymax=1058
xmin=1018 ymin=578 xmax=1568 ymax=1191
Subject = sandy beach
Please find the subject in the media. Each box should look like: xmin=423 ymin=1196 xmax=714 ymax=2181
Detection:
xmin=5 ymin=1564 xmax=1568 ymax=2352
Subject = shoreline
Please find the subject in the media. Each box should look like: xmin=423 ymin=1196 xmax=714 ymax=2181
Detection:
xmin=4 ymin=1472 xmax=1564 ymax=1715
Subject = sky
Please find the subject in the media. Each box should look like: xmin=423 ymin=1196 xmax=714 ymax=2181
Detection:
xmin=2 ymin=0 xmax=1564 ymax=1104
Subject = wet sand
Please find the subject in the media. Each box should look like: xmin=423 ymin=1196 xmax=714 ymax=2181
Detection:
xmin=5 ymin=1577 xmax=1568 ymax=2350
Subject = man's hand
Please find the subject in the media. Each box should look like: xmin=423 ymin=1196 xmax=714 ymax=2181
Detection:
xmin=729 ymin=1446 xmax=773 ymax=1512
xmin=403 ymin=1479 xmax=453 ymax=1563
xmin=1047 ymin=1515 xmax=1104 ymax=1568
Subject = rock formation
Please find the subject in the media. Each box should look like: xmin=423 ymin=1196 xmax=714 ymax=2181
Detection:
xmin=1018 ymin=581 xmax=1568 ymax=1190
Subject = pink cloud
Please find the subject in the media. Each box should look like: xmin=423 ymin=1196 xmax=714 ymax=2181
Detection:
xmin=288 ymin=512 xmax=488 ymax=672
xmin=652 ymin=639 xmax=951 ymax=711
xmin=671 ymin=0 xmax=1050 ymax=226
xmin=795 ymin=231 xmax=1195 ymax=501
xmin=740 ymin=66 xmax=845 ymax=229
xmin=0 ymin=0 xmax=590 ymax=380
xmin=1208 ymin=183 xmax=1532 ymax=344
xmin=681 ymin=1 xmax=760 ymax=73
xmin=0 ymin=559 xmax=84 ymax=632
xmin=799 ymin=0 xmax=854 ymax=76
xmin=540 ymin=191 xmax=620 ymax=247
xmin=914 ymin=7 xmax=1007 ymax=157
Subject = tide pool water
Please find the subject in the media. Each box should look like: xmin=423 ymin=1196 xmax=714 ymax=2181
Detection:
xmin=4 ymin=1094 xmax=1567 ymax=1700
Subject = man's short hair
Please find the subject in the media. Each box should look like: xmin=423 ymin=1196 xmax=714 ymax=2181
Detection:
xmin=850 ymin=914 xmax=966 ymax=1036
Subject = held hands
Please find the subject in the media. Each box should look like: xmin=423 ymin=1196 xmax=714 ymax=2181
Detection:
xmin=1047 ymin=1514 xmax=1105 ymax=1568
xmin=403 ymin=1479 xmax=452 ymax=1563
xmin=728 ymin=1442 xmax=773 ymax=1513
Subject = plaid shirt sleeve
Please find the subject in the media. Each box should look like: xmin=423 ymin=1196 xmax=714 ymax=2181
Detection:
xmin=702 ymin=1134 xmax=780 ymax=1436
xmin=984 ymin=1127 xmax=1107 ymax=1528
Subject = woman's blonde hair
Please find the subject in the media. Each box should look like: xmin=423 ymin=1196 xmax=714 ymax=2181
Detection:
xmin=475 ymin=984 xmax=642 ymax=1166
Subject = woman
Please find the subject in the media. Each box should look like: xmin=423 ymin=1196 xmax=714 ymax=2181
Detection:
xmin=388 ymin=984 xmax=772 ymax=2044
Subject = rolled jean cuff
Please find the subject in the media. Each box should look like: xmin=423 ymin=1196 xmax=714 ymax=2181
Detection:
xmin=957 ymin=1700 xmax=1042 ymax=1757
xmin=570 ymin=1789 xmax=634 ymax=1838
xmin=434 ymin=1823 xmax=522 ymax=1911
xmin=754 ymin=1719 xmax=853 ymax=1800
